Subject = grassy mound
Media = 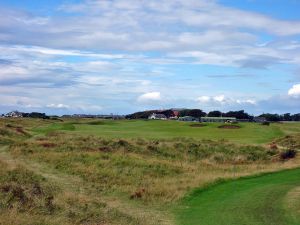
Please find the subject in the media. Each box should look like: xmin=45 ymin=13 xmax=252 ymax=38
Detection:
xmin=275 ymin=134 xmax=300 ymax=149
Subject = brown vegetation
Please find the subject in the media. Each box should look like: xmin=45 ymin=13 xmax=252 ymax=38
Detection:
xmin=130 ymin=188 xmax=146 ymax=199
xmin=218 ymin=125 xmax=241 ymax=129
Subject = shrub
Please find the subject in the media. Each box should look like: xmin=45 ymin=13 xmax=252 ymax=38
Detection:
xmin=280 ymin=149 xmax=297 ymax=160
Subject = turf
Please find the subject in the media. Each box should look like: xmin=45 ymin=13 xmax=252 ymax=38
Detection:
xmin=32 ymin=119 xmax=292 ymax=144
xmin=177 ymin=168 xmax=300 ymax=225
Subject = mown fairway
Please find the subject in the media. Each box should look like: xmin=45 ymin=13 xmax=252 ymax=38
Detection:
xmin=177 ymin=168 xmax=300 ymax=225
xmin=0 ymin=118 xmax=300 ymax=225
xmin=32 ymin=119 xmax=290 ymax=144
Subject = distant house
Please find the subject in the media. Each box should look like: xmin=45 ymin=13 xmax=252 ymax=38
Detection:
xmin=148 ymin=113 xmax=167 ymax=120
xmin=169 ymin=110 xmax=179 ymax=119
xmin=172 ymin=110 xmax=179 ymax=117
xmin=201 ymin=117 xmax=236 ymax=123
xmin=5 ymin=111 xmax=23 ymax=118
xmin=178 ymin=116 xmax=199 ymax=122
xmin=253 ymin=117 xmax=267 ymax=123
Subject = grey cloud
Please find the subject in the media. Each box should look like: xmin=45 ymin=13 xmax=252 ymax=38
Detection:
xmin=236 ymin=55 xmax=285 ymax=69
xmin=0 ymin=58 xmax=13 ymax=65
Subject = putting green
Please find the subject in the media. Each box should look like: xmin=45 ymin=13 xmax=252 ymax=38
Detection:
xmin=177 ymin=168 xmax=300 ymax=225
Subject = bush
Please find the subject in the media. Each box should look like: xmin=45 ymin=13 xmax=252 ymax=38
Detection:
xmin=280 ymin=149 xmax=297 ymax=160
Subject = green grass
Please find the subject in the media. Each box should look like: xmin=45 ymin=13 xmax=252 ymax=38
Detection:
xmin=177 ymin=168 xmax=300 ymax=225
xmin=32 ymin=119 xmax=293 ymax=144
xmin=32 ymin=122 xmax=75 ymax=134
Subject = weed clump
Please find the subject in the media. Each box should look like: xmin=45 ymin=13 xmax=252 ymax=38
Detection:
xmin=130 ymin=188 xmax=146 ymax=199
xmin=0 ymin=166 xmax=56 ymax=214
xmin=218 ymin=125 xmax=240 ymax=129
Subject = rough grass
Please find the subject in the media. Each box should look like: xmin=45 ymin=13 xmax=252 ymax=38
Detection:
xmin=1 ymin=118 xmax=300 ymax=225
xmin=0 ymin=157 xmax=151 ymax=225
xmin=275 ymin=134 xmax=300 ymax=149
xmin=7 ymin=132 xmax=298 ymax=204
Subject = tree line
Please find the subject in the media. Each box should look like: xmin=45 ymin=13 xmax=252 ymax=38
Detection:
xmin=126 ymin=109 xmax=300 ymax=121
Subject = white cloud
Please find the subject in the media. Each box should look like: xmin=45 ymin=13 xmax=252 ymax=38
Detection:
xmin=197 ymin=95 xmax=256 ymax=106
xmin=137 ymin=92 xmax=161 ymax=102
xmin=236 ymin=99 xmax=257 ymax=105
xmin=46 ymin=103 xmax=70 ymax=109
xmin=197 ymin=96 xmax=211 ymax=103
xmin=288 ymin=84 xmax=300 ymax=97
xmin=213 ymin=95 xmax=226 ymax=103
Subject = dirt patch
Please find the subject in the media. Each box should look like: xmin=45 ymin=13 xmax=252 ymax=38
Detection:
xmin=269 ymin=143 xmax=278 ymax=150
xmin=218 ymin=125 xmax=241 ymax=129
xmin=15 ymin=127 xmax=29 ymax=135
xmin=190 ymin=124 xmax=207 ymax=128
xmin=130 ymin=188 xmax=146 ymax=199
xmin=98 ymin=146 xmax=112 ymax=152
xmin=40 ymin=142 xmax=57 ymax=148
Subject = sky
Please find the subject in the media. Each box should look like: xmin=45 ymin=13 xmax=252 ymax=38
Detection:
xmin=0 ymin=0 xmax=300 ymax=115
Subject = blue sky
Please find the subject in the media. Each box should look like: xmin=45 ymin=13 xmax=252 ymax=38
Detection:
xmin=0 ymin=0 xmax=299 ymax=115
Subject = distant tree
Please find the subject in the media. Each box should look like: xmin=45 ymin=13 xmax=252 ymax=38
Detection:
xmin=207 ymin=110 xmax=222 ymax=117
xmin=188 ymin=109 xmax=206 ymax=118
xmin=126 ymin=110 xmax=157 ymax=119
xmin=259 ymin=113 xmax=281 ymax=122
xmin=283 ymin=113 xmax=291 ymax=121
xmin=161 ymin=110 xmax=175 ymax=118
xmin=224 ymin=110 xmax=252 ymax=120
xmin=21 ymin=112 xmax=49 ymax=119
xmin=179 ymin=109 xmax=206 ymax=118
xmin=291 ymin=113 xmax=300 ymax=121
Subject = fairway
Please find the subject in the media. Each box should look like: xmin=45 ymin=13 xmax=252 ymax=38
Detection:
xmin=177 ymin=168 xmax=300 ymax=225
xmin=32 ymin=119 xmax=292 ymax=144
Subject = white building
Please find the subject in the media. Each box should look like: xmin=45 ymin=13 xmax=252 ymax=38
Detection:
xmin=5 ymin=111 xmax=23 ymax=118
xmin=148 ymin=113 xmax=167 ymax=120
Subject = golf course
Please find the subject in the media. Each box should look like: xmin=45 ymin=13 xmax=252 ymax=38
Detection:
xmin=0 ymin=118 xmax=300 ymax=225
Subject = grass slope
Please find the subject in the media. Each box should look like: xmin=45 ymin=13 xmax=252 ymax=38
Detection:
xmin=177 ymin=168 xmax=300 ymax=225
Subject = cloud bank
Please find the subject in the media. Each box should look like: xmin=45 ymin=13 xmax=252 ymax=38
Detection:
xmin=0 ymin=0 xmax=299 ymax=114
